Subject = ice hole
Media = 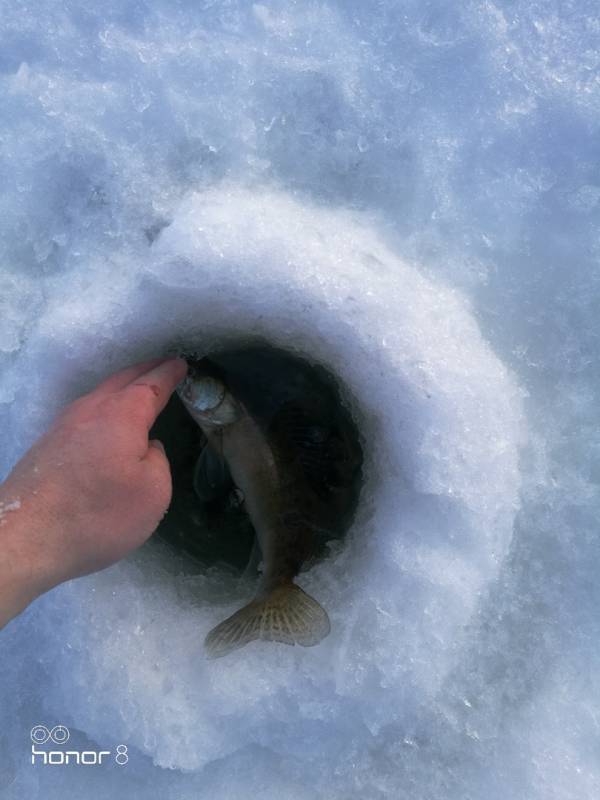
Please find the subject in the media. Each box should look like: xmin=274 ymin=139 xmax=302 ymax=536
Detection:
xmin=150 ymin=341 xmax=364 ymax=573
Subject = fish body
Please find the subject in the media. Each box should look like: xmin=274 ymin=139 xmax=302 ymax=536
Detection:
xmin=178 ymin=359 xmax=330 ymax=657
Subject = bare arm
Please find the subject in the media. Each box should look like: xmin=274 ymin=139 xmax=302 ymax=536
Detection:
xmin=0 ymin=357 xmax=187 ymax=629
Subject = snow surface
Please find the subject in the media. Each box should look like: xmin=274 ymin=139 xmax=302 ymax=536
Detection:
xmin=1 ymin=1 xmax=599 ymax=798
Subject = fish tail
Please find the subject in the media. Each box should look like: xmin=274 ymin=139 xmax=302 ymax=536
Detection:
xmin=204 ymin=582 xmax=330 ymax=659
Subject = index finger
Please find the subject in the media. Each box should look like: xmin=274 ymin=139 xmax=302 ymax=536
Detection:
xmin=121 ymin=357 xmax=188 ymax=430
xmin=93 ymin=357 xmax=169 ymax=396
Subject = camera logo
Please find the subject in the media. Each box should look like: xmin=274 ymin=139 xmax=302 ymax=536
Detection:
xmin=30 ymin=724 xmax=128 ymax=766
xmin=31 ymin=725 xmax=70 ymax=745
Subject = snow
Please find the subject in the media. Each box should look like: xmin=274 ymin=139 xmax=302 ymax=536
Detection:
xmin=1 ymin=1 xmax=599 ymax=798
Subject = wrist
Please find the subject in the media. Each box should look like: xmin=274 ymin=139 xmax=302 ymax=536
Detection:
xmin=0 ymin=481 xmax=61 ymax=628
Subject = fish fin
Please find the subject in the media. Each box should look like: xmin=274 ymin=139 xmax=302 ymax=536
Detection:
xmin=204 ymin=583 xmax=330 ymax=659
xmin=193 ymin=441 xmax=232 ymax=504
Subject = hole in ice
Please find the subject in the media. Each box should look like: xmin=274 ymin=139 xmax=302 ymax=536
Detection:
xmin=150 ymin=342 xmax=364 ymax=573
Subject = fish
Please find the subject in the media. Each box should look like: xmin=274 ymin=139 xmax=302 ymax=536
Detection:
xmin=177 ymin=358 xmax=331 ymax=658
xmin=192 ymin=442 xmax=234 ymax=506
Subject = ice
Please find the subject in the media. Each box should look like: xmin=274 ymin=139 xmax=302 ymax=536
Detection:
xmin=1 ymin=1 xmax=599 ymax=798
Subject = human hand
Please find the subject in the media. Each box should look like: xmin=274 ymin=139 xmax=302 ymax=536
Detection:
xmin=0 ymin=357 xmax=187 ymax=626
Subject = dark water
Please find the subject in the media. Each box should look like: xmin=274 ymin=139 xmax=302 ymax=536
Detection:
xmin=150 ymin=344 xmax=363 ymax=572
